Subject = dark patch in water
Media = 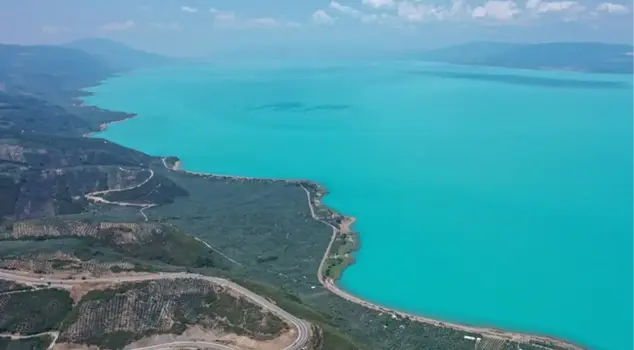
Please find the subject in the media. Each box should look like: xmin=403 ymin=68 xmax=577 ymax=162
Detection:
xmin=408 ymin=70 xmax=630 ymax=89
xmin=249 ymin=102 xmax=351 ymax=113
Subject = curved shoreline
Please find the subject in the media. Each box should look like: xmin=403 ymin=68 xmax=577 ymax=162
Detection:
xmin=159 ymin=157 xmax=584 ymax=350
xmin=86 ymin=105 xmax=585 ymax=350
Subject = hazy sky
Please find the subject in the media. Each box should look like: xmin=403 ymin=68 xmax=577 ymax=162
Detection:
xmin=0 ymin=0 xmax=631 ymax=57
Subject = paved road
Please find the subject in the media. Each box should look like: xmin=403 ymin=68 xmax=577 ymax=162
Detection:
xmin=0 ymin=270 xmax=311 ymax=350
xmin=133 ymin=340 xmax=235 ymax=350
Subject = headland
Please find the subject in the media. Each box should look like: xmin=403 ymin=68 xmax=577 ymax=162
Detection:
xmin=108 ymin=134 xmax=584 ymax=350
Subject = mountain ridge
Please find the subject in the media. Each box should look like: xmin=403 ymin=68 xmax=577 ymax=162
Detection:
xmin=420 ymin=41 xmax=634 ymax=73
xmin=65 ymin=38 xmax=175 ymax=71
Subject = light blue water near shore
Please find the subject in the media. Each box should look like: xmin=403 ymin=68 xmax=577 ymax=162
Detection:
xmin=85 ymin=62 xmax=633 ymax=350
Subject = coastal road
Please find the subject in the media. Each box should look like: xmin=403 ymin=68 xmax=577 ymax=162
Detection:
xmin=0 ymin=270 xmax=311 ymax=350
xmin=156 ymin=157 xmax=579 ymax=349
xmin=299 ymin=185 xmax=582 ymax=350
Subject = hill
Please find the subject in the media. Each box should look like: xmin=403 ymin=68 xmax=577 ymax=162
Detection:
xmin=420 ymin=42 xmax=634 ymax=73
xmin=65 ymin=38 xmax=174 ymax=71
xmin=0 ymin=43 xmax=363 ymax=349
xmin=0 ymin=219 xmax=229 ymax=273
xmin=0 ymin=40 xmax=584 ymax=350
xmin=0 ymin=44 xmax=112 ymax=103
xmin=0 ymin=43 xmax=188 ymax=223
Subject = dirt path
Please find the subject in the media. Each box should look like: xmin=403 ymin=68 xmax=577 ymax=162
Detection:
xmin=84 ymin=168 xmax=156 ymax=221
xmin=0 ymin=331 xmax=59 ymax=350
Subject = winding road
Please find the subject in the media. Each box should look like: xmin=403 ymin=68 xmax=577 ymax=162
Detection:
xmin=85 ymin=158 xmax=580 ymax=349
xmin=84 ymin=168 xmax=157 ymax=221
xmin=0 ymin=270 xmax=311 ymax=350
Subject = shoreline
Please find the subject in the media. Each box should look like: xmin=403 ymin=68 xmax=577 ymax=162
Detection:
xmin=161 ymin=156 xmax=584 ymax=350
xmin=84 ymin=98 xmax=585 ymax=350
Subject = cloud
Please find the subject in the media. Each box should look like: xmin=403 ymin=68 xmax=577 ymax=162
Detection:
xmin=209 ymin=8 xmax=236 ymax=21
xmin=209 ymin=9 xmax=294 ymax=29
xmin=596 ymin=2 xmax=629 ymax=13
xmin=246 ymin=18 xmax=303 ymax=28
xmin=526 ymin=0 xmax=585 ymax=13
xmin=362 ymin=0 xmax=394 ymax=8
xmin=181 ymin=6 xmax=198 ymax=13
xmin=312 ymin=10 xmax=335 ymax=24
xmin=137 ymin=5 xmax=151 ymax=13
xmin=41 ymin=26 xmax=69 ymax=35
xmin=472 ymin=1 xmax=520 ymax=20
xmin=100 ymin=20 xmax=135 ymax=32
xmin=396 ymin=2 xmax=432 ymax=21
xmin=247 ymin=17 xmax=279 ymax=27
xmin=330 ymin=1 xmax=362 ymax=17
xmin=329 ymin=1 xmax=393 ymax=23
xmin=397 ymin=2 xmax=454 ymax=21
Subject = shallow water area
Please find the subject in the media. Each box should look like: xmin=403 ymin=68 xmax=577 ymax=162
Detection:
xmin=84 ymin=61 xmax=633 ymax=350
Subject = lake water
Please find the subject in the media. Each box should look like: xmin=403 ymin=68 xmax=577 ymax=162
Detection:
xmin=85 ymin=61 xmax=633 ymax=350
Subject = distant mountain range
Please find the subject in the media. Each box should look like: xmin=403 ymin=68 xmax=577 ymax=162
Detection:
xmin=0 ymin=43 xmax=114 ymax=103
xmin=420 ymin=42 xmax=634 ymax=74
xmin=0 ymin=39 xmax=174 ymax=103
xmin=65 ymin=38 xmax=174 ymax=71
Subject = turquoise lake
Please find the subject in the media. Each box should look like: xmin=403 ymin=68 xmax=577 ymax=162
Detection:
xmin=85 ymin=61 xmax=633 ymax=350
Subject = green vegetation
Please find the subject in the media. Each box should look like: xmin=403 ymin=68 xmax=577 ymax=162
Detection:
xmin=0 ymin=218 xmax=229 ymax=272
xmin=0 ymin=44 xmax=185 ymax=224
xmin=112 ymin=225 xmax=223 ymax=268
xmin=0 ymin=279 xmax=31 ymax=293
xmin=81 ymin=331 xmax=139 ymax=350
xmin=0 ymin=289 xmax=73 ymax=335
xmin=0 ymin=39 xmax=581 ymax=350
xmin=60 ymin=279 xmax=287 ymax=349
xmin=230 ymin=277 xmax=362 ymax=349
xmin=0 ymin=43 xmax=113 ymax=103
xmin=0 ymin=93 xmax=92 ymax=136
xmin=323 ymin=232 xmax=360 ymax=280
xmin=321 ymin=327 xmax=362 ymax=350
xmin=154 ymin=173 xmax=489 ymax=349
xmin=0 ymin=335 xmax=53 ymax=350
xmin=101 ymin=171 xmax=189 ymax=206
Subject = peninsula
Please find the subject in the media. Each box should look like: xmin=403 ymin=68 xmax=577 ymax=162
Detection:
xmin=0 ymin=39 xmax=596 ymax=350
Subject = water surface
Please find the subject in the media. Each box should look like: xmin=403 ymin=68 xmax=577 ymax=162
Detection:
xmin=85 ymin=62 xmax=633 ymax=350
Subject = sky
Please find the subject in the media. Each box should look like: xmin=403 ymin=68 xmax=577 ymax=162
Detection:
xmin=0 ymin=0 xmax=631 ymax=57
